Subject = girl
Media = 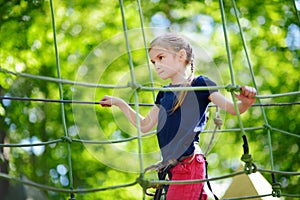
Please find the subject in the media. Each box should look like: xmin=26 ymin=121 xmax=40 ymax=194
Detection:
xmin=99 ymin=33 xmax=256 ymax=200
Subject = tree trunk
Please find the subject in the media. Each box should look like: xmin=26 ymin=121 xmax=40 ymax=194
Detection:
xmin=0 ymin=86 xmax=9 ymax=198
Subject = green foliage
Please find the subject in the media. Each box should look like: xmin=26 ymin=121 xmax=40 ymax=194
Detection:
xmin=0 ymin=0 xmax=299 ymax=199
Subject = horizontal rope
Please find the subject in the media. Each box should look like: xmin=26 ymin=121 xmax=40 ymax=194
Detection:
xmin=3 ymin=68 xmax=300 ymax=97
xmin=0 ymin=169 xmax=299 ymax=196
xmin=0 ymin=139 xmax=63 ymax=147
xmin=0 ymin=131 xmax=156 ymax=147
xmin=256 ymin=91 xmax=300 ymax=99
xmin=146 ymin=167 xmax=300 ymax=187
xmin=223 ymin=194 xmax=274 ymax=200
xmin=0 ymin=67 xmax=224 ymax=91
xmin=0 ymin=67 xmax=127 ymax=89
xmin=0 ymin=172 xmax=137 ymax=194
xmin=1 ymin=96 xmax=300 ymax=107
xmin=1 ymin=124 xmax=298 ymax=148
xmin=257 ymin=168 xmax=300 ymax=176
xmin=0 ymin=126 xmax=265 ymax=148
xmin=270 ymin=127 xmax=300 ymax=138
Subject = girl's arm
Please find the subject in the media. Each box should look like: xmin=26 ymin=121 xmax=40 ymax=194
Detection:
xmin=99 ymin=95 xmax=159 ymax=133
xmin=208 ymin=86 xmax=256 ymax=115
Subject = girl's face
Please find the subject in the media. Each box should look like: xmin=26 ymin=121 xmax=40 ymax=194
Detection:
xmin=149 ymin=46 xmax=187 ymax=82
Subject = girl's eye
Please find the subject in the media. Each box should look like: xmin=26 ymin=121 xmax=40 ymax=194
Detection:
xmin=159 ymin=56 xmax=163 ymax=60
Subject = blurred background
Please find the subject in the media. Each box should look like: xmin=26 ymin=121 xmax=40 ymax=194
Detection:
xmin=0 ymin=0 xmax=299 ymax=199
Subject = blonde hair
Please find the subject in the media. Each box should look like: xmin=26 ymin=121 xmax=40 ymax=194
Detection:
xmin=149 ymin=33 xmax=195 ymax=112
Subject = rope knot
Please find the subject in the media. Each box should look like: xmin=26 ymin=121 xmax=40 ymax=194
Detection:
xmin=226 ymin=84 xmax=241 ymax=92
xmin=136 ymin=175 xmax=153 ymax=191
xmin=272 ymin=182 xmax=281 ymax=197
xmin=127 ymin=82 xmax=141 ymax=90
xmin=61 ymin=136 xmax=73 ymax=143
xmin=241 ymin=135 xmax=256 ymax=174
xmin=241 ymin=154 xmax=257 ymax=174
xmin=213 ymin=117 xmax=223 ymax=130
xmin=263 ymin=124 xmax=273 ymax=131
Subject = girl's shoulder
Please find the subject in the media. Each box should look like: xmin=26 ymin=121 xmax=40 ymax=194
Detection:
xmin=192 ymin=75 xmax=217 ymax=87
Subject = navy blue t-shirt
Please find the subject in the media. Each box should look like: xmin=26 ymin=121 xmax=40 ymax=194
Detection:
xmin=155 ymin=75 xmax=217 ymax=163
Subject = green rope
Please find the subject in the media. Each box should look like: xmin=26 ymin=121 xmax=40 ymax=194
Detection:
xmin=119 ymin=0 xmax=145 ymax=183
xmin=219 ymin=0 xmax=247 ymax=139
xmin=1 ymin=124 xmax=298 ymax=148
xmin=1 ymin=66 xmax=299 ymax=96
xmin=231 ymin=0 xmax=276 ymax=181
xmin=49 ymin=0 xmax=74 ymax=198
xmin=271 ymin=127 xmax=300 ymax=138
xmin=136 ymin=0 xmax=156 ymax=102
xmin=1 ymin=96 xmax=299 ymax=108
xmin=0 ymin=67 xmax=128 ymax=89
xmin=292 ymin=0 xmax=300 ymax=26
xmin=223 ymin=194 xmax=274 ymax=200
xmin=1 ymin=166 xmax=299 ymax=193
xmin=257 ymin=168 xmax=300 ymax=176
xmin=219 ymin=0 xmax=235 ymax=85
xmin=0 ymin=139 xmax=63 ymax=147
xmin=0 ymin=172 xmax=137 ymax=194
xmin=141 ymin=85 xmax=226 ymax=91
xmin=256 ymin=91 xmax=300 ymax=99
xmin=204 ymin=107 xmax=223 ymax=156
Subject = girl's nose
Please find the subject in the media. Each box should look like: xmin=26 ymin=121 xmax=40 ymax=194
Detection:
xmin=154 ymin=63 xmax=160 ymax=69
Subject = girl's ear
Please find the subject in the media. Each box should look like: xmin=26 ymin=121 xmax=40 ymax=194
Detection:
xmin=178 ymin=49 xmax=187 ymax=63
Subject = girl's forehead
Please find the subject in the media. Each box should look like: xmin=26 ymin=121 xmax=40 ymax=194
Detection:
xmin=149 ymin=46 xmax=171 ymax=56
xmin=150 ymin=46 xmax=168 ymax=52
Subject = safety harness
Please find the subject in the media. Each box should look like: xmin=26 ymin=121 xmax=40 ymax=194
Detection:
xmin=144 ymin=155 xmax=219 ymax=200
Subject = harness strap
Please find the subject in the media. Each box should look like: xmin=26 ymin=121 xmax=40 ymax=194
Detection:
xmin=199 ymin=156 xmax=219 ymax=200
xmin=150 ymin=159 xmax=178 ymax=200
xmin=153 ymin=170 xmax=167 ymax=200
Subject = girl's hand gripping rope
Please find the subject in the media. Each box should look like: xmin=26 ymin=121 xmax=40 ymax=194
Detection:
xmin=235 ymin=86 xmax=257 ymax=106
xmin=99 ymin=95 xmax=124 ymax=107
xmin=209 ymin=85 xmax=256 ymax=115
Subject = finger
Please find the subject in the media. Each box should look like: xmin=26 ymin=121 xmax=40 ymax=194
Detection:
xmin=99 ymin=96 xmax=112 ymax=106
xmin=241 ymin=86 xmax=250 ymax=96
xmin=101 ymin=104 xmax=111 ymax=107
xmin=234 ymin=93 xmax=243 ymax=101
xmin=247 ymin=87 xmax=256 ymax=98
xmin=99 ymin=101 xmax=112 ymax=107
xmin=241 ymin=86 xmax=256 ymax=98
xmin=250 ymin=88 xmax=257 ymax=97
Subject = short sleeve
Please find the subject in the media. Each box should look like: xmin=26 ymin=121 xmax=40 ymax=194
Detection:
xmin=155 ymin=91 xmax=164 ymax=105
xmin=192 ymin=76 xmax=218 ymax=94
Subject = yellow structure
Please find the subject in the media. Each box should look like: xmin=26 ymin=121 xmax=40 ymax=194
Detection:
xmin=222 ymin=165 xmax=280 ymax=200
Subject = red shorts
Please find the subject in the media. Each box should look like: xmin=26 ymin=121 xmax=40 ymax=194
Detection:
xmin=166 ymin=154 xmax=208 ymax=200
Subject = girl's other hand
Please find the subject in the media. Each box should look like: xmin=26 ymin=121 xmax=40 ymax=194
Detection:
xmin=235 ymin=86 xmax=257 ymax=105
xmin=99 ymin=95 xmax=122 ymax=107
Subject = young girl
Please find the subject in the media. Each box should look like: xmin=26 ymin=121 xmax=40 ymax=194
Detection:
xmin=99 ymin=33 xmax=256 ymax=200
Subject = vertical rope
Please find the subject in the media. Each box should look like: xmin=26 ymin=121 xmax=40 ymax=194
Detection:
xmin=136 ymin=0 xmax=156 ymax=102
xmin=292 ymin=0 xmax=300 ymax=26
xmin=119 ymin=0 xmax=145 ymax=186
xmin=49 ymin=1 xmax=74 ymax=198
xmin=219 ymin=0 xmax=235 ymax=86
xmin=218 ymin=0 xmax=246 ymax=136
xmin=231 ymin=0 xmax=276 ymax=179
xmin=204 ymin=107 xmax=222 ymax=156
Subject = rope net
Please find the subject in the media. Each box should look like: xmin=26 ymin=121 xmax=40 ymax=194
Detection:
xmin=0 ymin=0 xmax=299 ymax=199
